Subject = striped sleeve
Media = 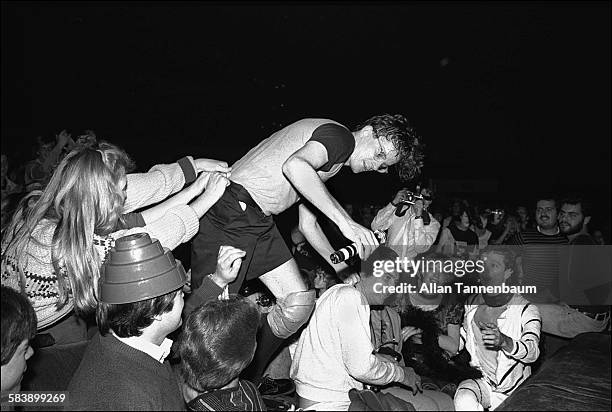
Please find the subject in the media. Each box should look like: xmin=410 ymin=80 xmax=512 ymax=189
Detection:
xmin=503 ymin=304 xmax=541 ymax=363
xmin=459 ymin=303 xmax=475 ymax=351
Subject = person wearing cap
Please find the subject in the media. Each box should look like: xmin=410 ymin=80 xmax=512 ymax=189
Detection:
xmin=189 ymin=115 xmax=425 ymax=382
xmin=1 ymin=140 xmax=230 ymax=345
xmin=67 ymin=234 xmax=188 ymax=410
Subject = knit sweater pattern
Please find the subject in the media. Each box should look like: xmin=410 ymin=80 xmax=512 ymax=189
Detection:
xmin=1 ymin=162 xmax=200 ymax=329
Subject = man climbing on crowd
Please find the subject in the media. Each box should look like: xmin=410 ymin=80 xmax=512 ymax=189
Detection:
xmin=188 ymin=114 xmax=425 ymax=381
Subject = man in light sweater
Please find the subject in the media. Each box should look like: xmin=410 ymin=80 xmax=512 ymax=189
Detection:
xmin=290 ymin=247 xmax=421 ymax=410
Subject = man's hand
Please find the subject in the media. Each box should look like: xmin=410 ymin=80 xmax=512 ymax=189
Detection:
xmin=478 ymin=321 xmax=513 ymax=352
xmin=194 ymin=158 xmax=231 ymax=174
xmin=65 ymin=136 xmax=77 ymax=151
xmin=188 ymin=171 xmax=211 ymax=197
xmin=211 ymin=246 xmax=246 ymax=288
xmin=400 ymin=366 xmax=423 ymax=395
xmin=400 ymin=326 xmax=423 ymax=342
xmin=337 ymin=219 xmax=379 ymax=261
xmin=202 ymin=172 xmax=230 ymax=202
xmin=393 ymin=189 xmax=410 ymax=205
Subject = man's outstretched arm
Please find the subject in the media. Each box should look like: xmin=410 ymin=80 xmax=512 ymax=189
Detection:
xmin=283 ymin=141 xmax=378 ymax=258
xmin=298 ymin=203 xmax=350 ymax=274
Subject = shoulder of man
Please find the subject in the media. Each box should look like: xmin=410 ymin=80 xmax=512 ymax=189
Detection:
xmin=569 ymin=233 xmax=596 ymax=245
xmin=331 ymin=283 xmax=368 ymax=306
xmin=307 ymin=122 xmax=355 ymax=171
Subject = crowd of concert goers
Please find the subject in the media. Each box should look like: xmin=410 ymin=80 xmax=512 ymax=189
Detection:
xmin=1 ymin=128 xmax=609 ymax=411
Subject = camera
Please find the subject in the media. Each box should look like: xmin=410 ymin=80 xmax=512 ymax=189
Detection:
xmin=484 ymin=208 xmax=504 ymax=216
xmin=398 ymin=191 xmax=424 ymax=206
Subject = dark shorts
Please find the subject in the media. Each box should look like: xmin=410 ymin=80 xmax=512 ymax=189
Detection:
xmin=190 ymin=182 xmax=293 ymax=292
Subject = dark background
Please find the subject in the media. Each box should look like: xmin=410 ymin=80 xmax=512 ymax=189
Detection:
xmin=2 ymin=2 xmax=610 ymax=228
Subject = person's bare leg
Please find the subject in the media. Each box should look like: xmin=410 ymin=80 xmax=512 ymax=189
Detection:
xmin=244 ymin=259 xmax=314 ymax=383
xmin=259 ymin=258 xmax=307 ymax=299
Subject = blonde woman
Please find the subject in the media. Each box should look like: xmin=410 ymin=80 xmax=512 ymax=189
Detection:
xmin=1 ymin=141 xmax=229 ymax=344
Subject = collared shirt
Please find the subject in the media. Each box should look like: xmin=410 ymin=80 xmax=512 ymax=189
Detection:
xmin=112 ymin=332 xmax=173 ymax=363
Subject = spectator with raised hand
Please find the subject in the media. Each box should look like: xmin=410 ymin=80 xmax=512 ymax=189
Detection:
xmin=24 ymin=130 xmax=72 ymax=192
xmin=1 ymin=140 xmax=230 ymax=345
xmin=183 ymin=245 xmax=246 ymax=315
xmin=179 ymin=297 xmax=267 ymax=411
xmin=1 ymin=154 xmax=22 ymax=200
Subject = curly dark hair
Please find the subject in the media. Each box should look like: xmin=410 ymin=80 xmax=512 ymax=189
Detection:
xmin=354 ymin=114 xmax=425 ymax=182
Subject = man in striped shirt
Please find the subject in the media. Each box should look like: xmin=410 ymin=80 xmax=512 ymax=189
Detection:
xmin=508 ymin=196 xmax=610 ymax=338
xmin=455 ymin=247 xmax=541 ymax=411
xmin=541 ymin=196 xmax=610 ymax=337
xmin=506 ymin=197 xmax=568 ymax=304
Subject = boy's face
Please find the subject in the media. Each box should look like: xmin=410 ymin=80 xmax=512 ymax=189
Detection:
xmin=1 ymin=340 xmax=34 ymax=393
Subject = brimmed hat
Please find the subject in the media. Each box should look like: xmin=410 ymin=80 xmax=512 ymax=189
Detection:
xmin=99 ymin=233 xmax=186 ymax=304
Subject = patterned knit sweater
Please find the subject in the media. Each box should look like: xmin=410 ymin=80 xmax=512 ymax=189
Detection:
xmin=1 ymin=160 xmax=200 ymax=329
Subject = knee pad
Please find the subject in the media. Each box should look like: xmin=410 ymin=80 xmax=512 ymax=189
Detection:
xmin=267 ymin=290 xmax=316 ymax=339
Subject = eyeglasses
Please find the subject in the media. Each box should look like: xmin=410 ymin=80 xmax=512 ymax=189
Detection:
xmin=372 ymin=129 xmax=398 ymax=161
xmin=374 ymin=137 xmax=388 ymax=161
